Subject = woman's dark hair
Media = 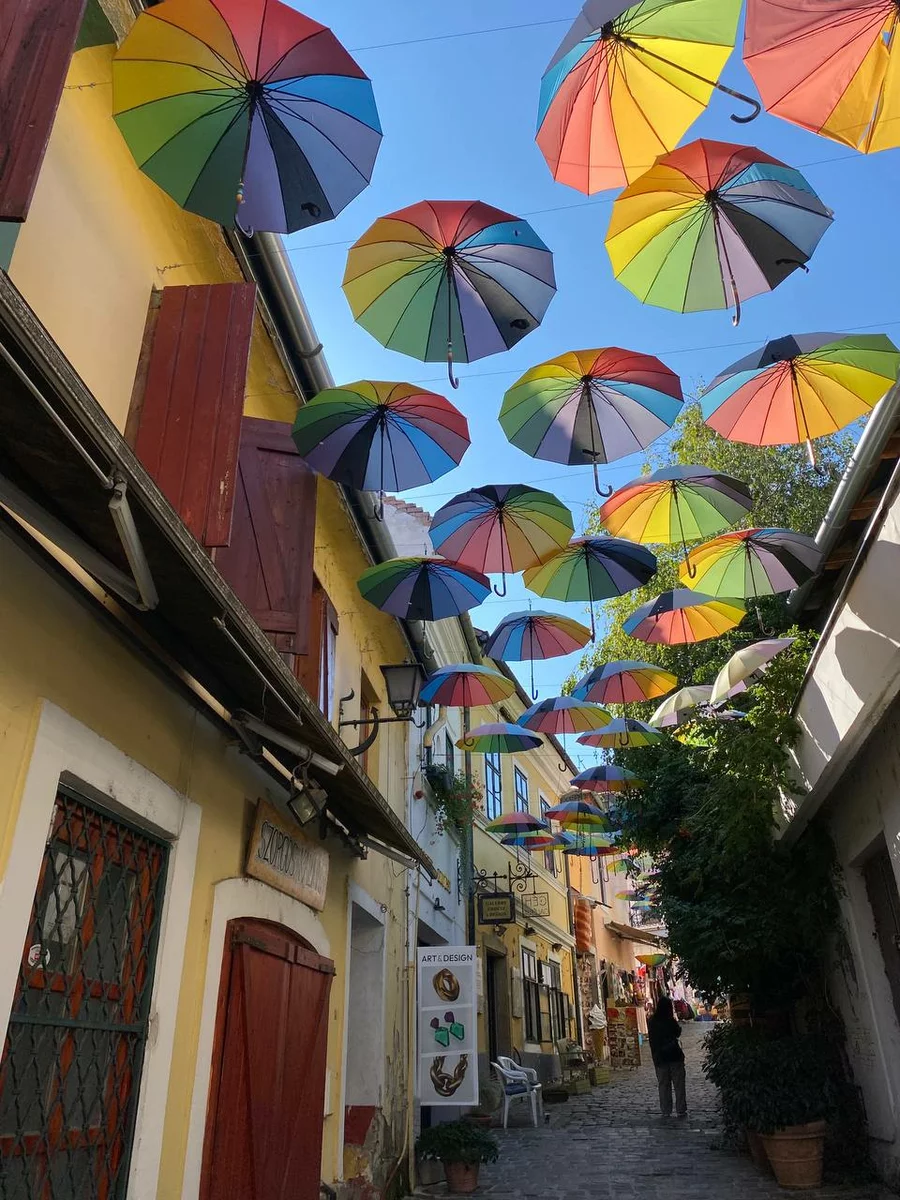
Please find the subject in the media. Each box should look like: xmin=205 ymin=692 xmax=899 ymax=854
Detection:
xmin=652 ymin=995 xmax=674 ymax=1022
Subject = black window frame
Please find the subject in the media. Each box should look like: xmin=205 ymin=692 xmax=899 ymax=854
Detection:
xmin=547 ymin=960 xmax=567 ymax=1043
xmin=514 ymin=766 xmax=529 ymax=814
xmin=522 ymin=947 xmax=541 ymax=1044
xmin=540 ymin=796 xmax=556 ymax=875
xmin=484 ymin=751 xmax=502 ymax=821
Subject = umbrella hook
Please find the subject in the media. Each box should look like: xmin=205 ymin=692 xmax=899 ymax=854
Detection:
xmin=557 ymin=761 xmax=568 ymax=773
xmin=584 ymin=386 xmax=613 ymax=497
xmin=674 ymin=492 xmax=697 ymax=578
xmin=447 ymin=345 xmax=460 ymax=390
xmin=621 ymin=37 xmax=761 ymax=124
xmin=493 ymin=573 xmax=508 ymax=598
xmin=373 ymin=492 xmax=385 ymax=522
xmin=445 ymin=256 xmax=460 ymax=388
xmin=592 ymin=460 xmax=613 ymax=498
xmin=530 ymin=659 xmax=538 ymax=702
xmin=494 ymin=510 xmax=508 ymax=595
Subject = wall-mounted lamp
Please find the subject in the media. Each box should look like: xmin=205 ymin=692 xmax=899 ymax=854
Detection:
xmin=523 ymin=924 xmax=536 ymax=937
xmin=339 ymin=663 xmax=427 ymax=755
xmin=287 ymin=766 xmax=329 ymax=829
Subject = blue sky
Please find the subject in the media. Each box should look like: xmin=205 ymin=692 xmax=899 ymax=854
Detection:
xmin=289 ymin=1 xmax=900 ymax=759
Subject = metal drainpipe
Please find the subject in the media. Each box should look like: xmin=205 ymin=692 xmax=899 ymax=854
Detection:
xmin=463 ymin=706 xmax=475 ymax=944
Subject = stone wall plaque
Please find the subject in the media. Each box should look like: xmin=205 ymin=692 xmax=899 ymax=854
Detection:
xmin=245 ymin=799 xmax=328 ymax=911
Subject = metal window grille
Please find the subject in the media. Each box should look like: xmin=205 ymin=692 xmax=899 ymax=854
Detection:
xmin=483 ymin=753 xmax=502 ymax=820
xmin=0 ymin=787 xmax=169 ymax=1200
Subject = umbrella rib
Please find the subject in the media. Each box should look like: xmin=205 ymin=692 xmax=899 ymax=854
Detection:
xmin=142 ymin=93 xmax=250 ymax=179
xmin=358 ymin=258 xmax=443 ymax=333
xmin=203 ymin=0 xmax=253 ymax=75
xmin=139 ymin=9 xmax=248 ymax=82
xmin=114 ymin=58 xmax=244 ymax=93
xmin=264 ymin=94 xmax=370 ymax=179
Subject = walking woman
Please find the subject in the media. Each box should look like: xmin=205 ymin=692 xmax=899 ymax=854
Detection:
xmin=647 ymin=995 xmax=687 ymax=1117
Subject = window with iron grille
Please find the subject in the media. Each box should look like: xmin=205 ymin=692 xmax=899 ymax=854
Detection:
xmin=522 ymin=948 xmax=540 ymax=1044
xmin=514 ymin=767 xmax=529 ymax=814
xmin=0 ymin=787 xmax=168 ymax=1200
xmin=484 ymin=752 xmax=502 ymax=820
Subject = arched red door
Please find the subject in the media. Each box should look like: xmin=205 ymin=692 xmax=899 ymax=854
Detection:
xmin=200 ymin=918 xmax=335 ymax=1200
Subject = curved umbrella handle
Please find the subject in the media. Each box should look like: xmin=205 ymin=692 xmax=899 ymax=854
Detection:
xmin=447 ymin=346 xmax=460 ymax=390
xmin=373 ymin=492 xmax=385 ymax=523
xmin=493 ymin=572 xmax=508 ymax=598
xmin=592 ymin=461 xmax=613 ymax=497
xmin=725 ymin=89 xmax=762 ymax=124
xmin=776 ymin=258 xmax=810 ymax=274
xmin=754 ymin=603 xmax=774 ymax=638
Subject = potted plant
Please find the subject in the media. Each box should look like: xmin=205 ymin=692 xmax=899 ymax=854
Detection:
xmin=415 ymin=1119 xmax=499 ymax=1194
xmin=465 ymin=1078 xmax=503 ymax=1127
xmin=425 ymin=764 xmax=484 ymax=835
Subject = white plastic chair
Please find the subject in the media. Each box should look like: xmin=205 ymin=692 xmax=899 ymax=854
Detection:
xmin=492 ymin=1059 xmax=543 ymax=1129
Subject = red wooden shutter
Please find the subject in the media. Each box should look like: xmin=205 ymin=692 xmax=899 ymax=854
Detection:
xmin=215 ymin=417 xmax=317 ymax=656
xmin=132 ymin=282 xmax=256 ymax=547
xmin=201 ymin=919 xmax=334 ymax=1200
xmin=0 ymin=0 xmax=88 ymax=221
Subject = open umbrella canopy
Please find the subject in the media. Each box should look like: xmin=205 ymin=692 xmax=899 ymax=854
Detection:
xmin=419 ymin=664 xmax=516 ymax=708
xmin=636 ymin=953 xmax=668 ymax=967
xmin=483 ymin=610 xmax=593 ymax=698
xmin=680 ymin=529 xmax=823 ymax=598
xmin=499 ymin=347 xmax=683 ymax=494
xmin=343 ymin=200 xmax=556 ymax=387
xmin=606 ymin=140 xmax=833 ymax=323
xmin=113 ymin=0 xmax=382 ymax=232
xmin=711 ymin=637 xmax=796 ymax=705
xmin=572 ymin=660 xmax=678 ymax=705
xmin=649 ymin=684 xmax=714 ymax=727
xmin=523 ymin=537 xmax=657 ymax=636
xmin=517 ymin=696 xmax=612 ymax=735
xmin=544 ymin=798 xmax=610 ymax=823
xmin=577 ymin=718 xmax=666 ymax=748
xmin=357 ymin=557 xmax=489 ymax=621
xmin=430 ymin=485 xmax=574 ymax=596
xmin=291 ymin=382 xmax=470 ymax=506
xmin=701 ymin=334 xmax=900 ymax=462
xmin=744 ymin=0 xmax=900 ymax=154
xmin=456 ymin=722 xmax=543 ymax=753
xmin=502 ymin=831 xmax=575 ymax=850
xmin=485 ymin=811 xmax=548 ymax=835
xmin=625 ymin=590 xmax=746 ymax=644
xmin=571 ymin=765 xmax=644 ymax=793
xmin=536 ymin=0 xmax=748 ymax=194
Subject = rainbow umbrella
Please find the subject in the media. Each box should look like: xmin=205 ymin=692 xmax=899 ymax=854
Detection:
xmin=606 ymin=139 xmax=833 ymax=324
xmin=419 ymin=664 xmax=515 ymax=708
xmin=571 ymin=765 xmax=644 ymax=793
xmin=357 ymin=557 xmax=489 ymax=621
xmin=536 ymin=0 xmax=751 ymax=194
xmin=517 ymin=697 xmax=612 ymax=736
xmin=577 ymin=718 xmax=666 ymax=748
xmin=544 ymin=797 xmax=608 ymax=822
xmin=599 ymin=466 xmax=752 ymax=571
xmin=636 ymin=953 xmax=668 ymax=967
xmin=649 ymin=685 xmax=713 ymax=728
xmin=343 ymin=200 xmax=556 ymax=388
xmin=499 ymin=347 xmax=683 ymax=495
xmin=701 ymin=334 xmax=900 ymax=466
xmin=502 ymin=831 xmax=575 ymax=850
xmin=112 ymin=0 xmax=381 ymax=233
xmin=624 ymin=589 xmax=746 ymax=644
xmin=430 ymin=485 xmax=574 ymax=597
xmin=522 ymin=537 xmax=657 ymax=637
xmin=456 ymin=722 xmax=542 ymax=753
xmin=744 ymin=0 xmax=900 ymax=154
xmin=572 ymin=660 xmax=678 ymax=707
xmin=711 ymin=637 xmax=796 ymax=706
xmin=485 ymin=812 xmax=548 ymax=835
xmin=483 ymin=610 xmax=592 ymax=699
xmin=291 ymin=381 xmax=469 ymax=518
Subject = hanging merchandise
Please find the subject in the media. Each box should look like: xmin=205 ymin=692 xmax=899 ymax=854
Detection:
xmin=419 ymin=664 xmax=516 ymax=708
xmin=456 ymin=722 xmax=542 ymax=753
xmin=429 ymin=485 xmax=574 ymax=597
xmin=483 ymin=610 xmax=592 ymax=699
xmin=343 ymin=200 xmax=556 ymax=387
xmin=623 ymin=589 xmax=746 ymax=644
xmin=710 ymin=637 xmax=796 ymax=706
xmin=700 ymin=334 xmax=900 ymax=466
xmin=357 ymin=557 xmax=489 ymax=621
xmin=113 ymin=0 xmax=381 ymax=233
xmin=744 ymin=0 xmax=900 ymax=154
xmin=499 ymin=348 xmax=683 ymax=495
xmin=537 ymin=0 xmax=750 ymax=194
xmin=649 ymin=685 xmax=714 ymax=728
xmin=517 ymin=696 xmax=612 ymax=736
xmin=291 ymin=381 xmax=470 ymax=519
xmin=522 ymin=537 xmax=657 ymax=638
xmin=606 ymin=140 xmax=833 ymax=324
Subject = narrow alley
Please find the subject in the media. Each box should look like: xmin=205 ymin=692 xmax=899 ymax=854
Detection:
xmin=468 ymin=1026 xmax=893 ymax=1200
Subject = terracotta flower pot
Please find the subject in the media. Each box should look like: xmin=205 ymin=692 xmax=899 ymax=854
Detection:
xmin=444 ymin=1160 xmax=481 ymax=1194
xmin=746 ymin=1130 xmax=772 ymax=1174
xmin=760 ymin=1121 xmax=826 ymax=1189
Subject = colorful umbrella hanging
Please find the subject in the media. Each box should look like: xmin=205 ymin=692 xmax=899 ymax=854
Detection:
xmin=499 ymin=348 xmax=684 ymax=495
xmin=711 ymin=637 xmax=796 ymax=706
xmin=577 ymin=717 xmax=666 ymax=748
xmin=536 ymin=0 xmax=751 ymax=195
xmin=357 ymin=557 xmax=489 ymax=621
xmin=545 ymin=797 xmax=610 ymax=824
xmin=701 ymin=334 xmax=900 ymax=466
xmin=483 ymin=610 xmax=592 ymax=699
xmin=571 ymin=765 xmax=643 ymax=793
xmin=113 ymin=0 xmax=381 ymax=233
xmin=624 ymin=589 xmax=746 ymax=644
xmin=744 ymin=0 xmax=900 ymax=154
xmin=456 ymin=722 xmax=543 ymax=753
xmin=517 ymin=696 xmax=612 ymax=736
xmin=599 ymin=465 xmax=752 ymax=572
xmin=419 ymin=664 xmax=516 ymax=708
xmin=649 ymin=685 xmax=714 ymax=728
xmin=430 ymin=485 xmax=574 ymax=596
xmin=485 ymin=811 xmax=548 ymax=835
xmin=522 ymin=537 xmax=657 ymax=637
xmin=342 ymin=200 xmax=556 ymax=388
xmin=572 ymin=660 xmax=678 ymax=707
xmin=502 ymin=831 xmax=575 ymax=850
xmin=291 ymin=381 xmax=470 ymax=518
xmin=606 ymin=139 xmax=833 ymax=324
xmin=636 ymin=952 xmax=668 ymax=967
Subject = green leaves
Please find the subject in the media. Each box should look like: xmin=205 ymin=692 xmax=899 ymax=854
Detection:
xmin=415 ymin=1119 xmax=500 ymax=1165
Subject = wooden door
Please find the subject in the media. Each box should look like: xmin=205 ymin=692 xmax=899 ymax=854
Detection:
xmin=200 ymin=918 xmax=335 ymax=1200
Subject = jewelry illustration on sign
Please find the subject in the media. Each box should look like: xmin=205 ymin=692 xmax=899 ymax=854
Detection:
xmin=430 ymin=1054 xmax=469 ymax=1097
xmin=418 ymin=947 xmax=478 ymax=1107
xmin=430 ymin=1011 xmax=466 ymax=1047
xmin=432 ymin=968 xmax=460 ymax=1002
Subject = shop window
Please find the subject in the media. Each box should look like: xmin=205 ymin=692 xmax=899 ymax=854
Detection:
xmin=484 ymin=752 xmax=502 ymax=820
xmin=0 ymin=787 xmax=168 ymax=1196
xmin=540 ymin=796 xmax=556 ymax=875
xmin=522 ymin=948 xmax=541 ymax=1044
xmin=547 ymin=960 xmax=567 ymax=1043
xmin=514 ymin=767 xmax=529 ymax=813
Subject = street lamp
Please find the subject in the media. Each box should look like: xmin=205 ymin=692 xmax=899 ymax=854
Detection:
xmin=338 ymin=662 xmax=427 ymax=755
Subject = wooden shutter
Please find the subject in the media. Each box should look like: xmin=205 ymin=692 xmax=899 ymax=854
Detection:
xmin=214 ymin=417 xmax=317 ymax=656
xmin=131 ymin=282 xmax=256 ymax=548
xmin=0 ymin=0 xmax=88 ymax=221
xmin=296 ymin=578 xmax=338 ymax=707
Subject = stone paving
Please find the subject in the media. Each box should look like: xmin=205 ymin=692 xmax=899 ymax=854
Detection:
xmin=470 ymin=1024 xmax=894 ymax=1199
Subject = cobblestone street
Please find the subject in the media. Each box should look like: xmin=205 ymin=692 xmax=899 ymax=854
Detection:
xmin=471 ymin=1025 xmax=894 ymax=1199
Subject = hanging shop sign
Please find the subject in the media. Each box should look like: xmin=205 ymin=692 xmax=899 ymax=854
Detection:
xmin=606 ymin=1005 xmax=641 ymax=1069
xmin=519 ymin=891 xmax=550 ymax=917
xmin=245 ymin=799 xmax=328 ymax=911
xmin=418 ymin=946 xmax=478 ymax=1107
xmin=477 ymin=892 xmax=515 ymax=925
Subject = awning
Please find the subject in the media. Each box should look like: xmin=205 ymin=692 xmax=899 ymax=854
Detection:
xmin=605 ymin=920 xmax=663 ymax=948
xmin=0 ymin=272 xmax=434 ymax=876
